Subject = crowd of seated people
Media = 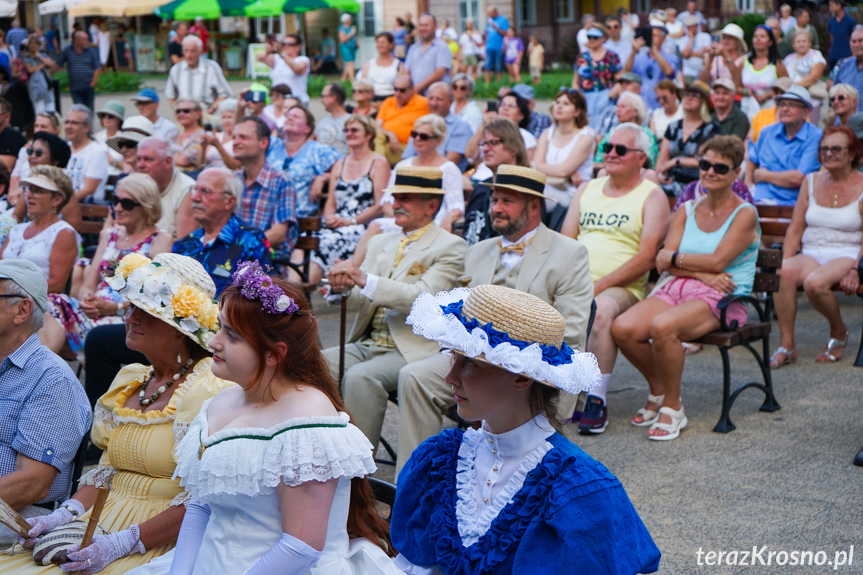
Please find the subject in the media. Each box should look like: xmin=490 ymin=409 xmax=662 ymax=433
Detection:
xmin=5 ymin=8 xmax=863 ymax=574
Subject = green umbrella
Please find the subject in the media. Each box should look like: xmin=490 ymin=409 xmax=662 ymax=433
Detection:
xmin=244 ymin=0 xmax=359 ymax=17
xmin=156 ymin=0 xmax=253 ymax=20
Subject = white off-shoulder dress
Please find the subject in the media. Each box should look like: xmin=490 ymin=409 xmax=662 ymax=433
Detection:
xmin=129 ymin=399 xmax=400 ymax=575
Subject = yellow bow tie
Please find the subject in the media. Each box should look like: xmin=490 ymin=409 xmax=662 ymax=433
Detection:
xmin=499 ymin=237 xmax=533 ymax=256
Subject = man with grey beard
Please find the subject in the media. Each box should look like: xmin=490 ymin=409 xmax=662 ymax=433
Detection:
xmin=394 ymin=164 xmax=594 ymax=479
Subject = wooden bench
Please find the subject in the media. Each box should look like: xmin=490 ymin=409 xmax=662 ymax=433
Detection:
xmin=690 ymin=248 xmax=783 ymax=432
xmin=755 ymin=204 xmax=863 ymax=366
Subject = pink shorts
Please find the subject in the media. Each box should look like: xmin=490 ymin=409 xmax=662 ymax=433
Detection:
xmin=652 ymin=277 xmax=749 ymax=327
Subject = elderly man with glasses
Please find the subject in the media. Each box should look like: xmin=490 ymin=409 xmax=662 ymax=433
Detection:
xmin=0 ymin=259 xmax=91 ymax=546
xmin=64 ymin=104 xmax=109 ymax=203
xmin=173 ymin=167 xmax=271 ymax=295
xmin=747 ymin=85 xmax=823 ymax=205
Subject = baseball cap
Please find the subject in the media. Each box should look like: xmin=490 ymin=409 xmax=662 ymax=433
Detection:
xmin=131 ymin=88 xmax=160 ymax=104
xmin=711 ymin=78 xmax=736 ymax=92
xmin=617 ymin=72 xmax=642 ymax=85
xmin=0 ymin=259 xmax=48 ymax=312
xmin=511 ymin=83 xmax=535 ymax=101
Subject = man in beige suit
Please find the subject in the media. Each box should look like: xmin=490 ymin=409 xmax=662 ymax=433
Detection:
xmin=322 ymin=166 xmax=467 ymax=454
xmin=395 ymin=165 xmax=594 ymax=478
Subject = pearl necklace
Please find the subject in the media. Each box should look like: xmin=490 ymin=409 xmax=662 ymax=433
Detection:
xmin=139 ymin=358 xmax=195 ymax=406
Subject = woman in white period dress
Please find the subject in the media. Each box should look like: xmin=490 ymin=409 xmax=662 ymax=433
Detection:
xmin=130 ymin=264 xmax=398 ymax=575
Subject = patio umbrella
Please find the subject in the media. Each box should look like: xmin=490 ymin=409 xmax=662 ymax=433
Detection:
xmin=244 ymin=0 xmax=359 ymax=17
xmin=155 ymin=0 xmax=253 ymax=20
xmin=69 ymin=0 xmax=168 ymax=17
xmin=38 ymin=0 xmax=85 ymax=16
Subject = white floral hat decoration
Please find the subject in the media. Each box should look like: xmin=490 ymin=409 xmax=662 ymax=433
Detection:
xmin=406 ymin=285 xmax=601 ymax=393
xmin=106 ymin=253 xmax=220 ymax=349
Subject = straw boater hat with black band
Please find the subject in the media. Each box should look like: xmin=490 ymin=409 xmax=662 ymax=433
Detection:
xmin=106 ymin=253 xmax=220 ymax=350
xmin=407 ymin=285 xmax=600 ymax=393
xmin=384 ymin=165 xmax=448 ymax=195
xmin=491 ymin=164 xmax=551 ymax=200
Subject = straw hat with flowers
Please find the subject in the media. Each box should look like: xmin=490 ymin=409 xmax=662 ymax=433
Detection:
xmin=106 ymin=253 xmax=220 ymax=349
xmin=407 ymin=285 xmax=600 ymax=393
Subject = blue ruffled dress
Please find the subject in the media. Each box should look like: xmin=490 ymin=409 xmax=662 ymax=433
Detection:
xmin=392 ymin=424 xmax=661 ymax=574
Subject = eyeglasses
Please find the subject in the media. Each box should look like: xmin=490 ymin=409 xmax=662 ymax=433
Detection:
xmin=819 ymin=145 xmax=848 ymax=156
xmin=698 ymin=159 xmax=733 ymax=174
xmin=353 ymin=88 xmax=371 ymax=94
xmin=394 ymin=87 xmax=410 ymax=93
xmin=410 ymin=130 xmax=436 ymax=141
xmin=684 ymin=91 xmax=703 ymax=99
xmin=111 ymin=194 xmax=141 ymax=211
xmin=176 ymin=108 xmax=198 ymax=114
xmin=343 ymin=126 xmax=364 ymax=135
xmin=134 ymin=101 xmax=156 ymax=107
xmin=188 ymin=185 xmax=227 ymax=198
xmin=776 ymin=100 xmax=807 ymax=109
xmin=478 ymin=138 xmax=503 ymax=148
xmin=830 ymin=94 xmax=849 ymax=104
xmin=22 ymin=185 xmax=55 ymax=196
xmin=97 ymin=113 xmax=119 ymax=121
xmin=26 ymin=147 xmax=44 ymax=158
xmin=601 ymin=142 xmax=643 ymax=156
xmin=283 ymin=42 xmax=299 ymax=47
xmin=64 ymin=119 xmax=86 ymax=125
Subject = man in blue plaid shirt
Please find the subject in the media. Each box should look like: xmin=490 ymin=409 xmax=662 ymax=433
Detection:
xmin=0 ymin=260 xmax=90 ymax=545
xmin=233 ymin=116 xmax=297 ymax=262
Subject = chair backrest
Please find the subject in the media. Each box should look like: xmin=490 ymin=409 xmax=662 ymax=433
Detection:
xmin=368 ymin=477 xmax=397 ymax=522
xmin=295 ymin=216 xmax=321 ymax=252
xmin=753 ymin=248 xmax=782 ymax=294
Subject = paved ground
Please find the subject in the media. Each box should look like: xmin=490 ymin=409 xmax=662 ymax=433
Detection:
xmin=66 ymin=84 xmax=863 ymax=574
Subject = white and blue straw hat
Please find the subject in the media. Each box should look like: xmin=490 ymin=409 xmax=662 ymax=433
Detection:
xmin=407 ymin=285 xmax=600 ymax=394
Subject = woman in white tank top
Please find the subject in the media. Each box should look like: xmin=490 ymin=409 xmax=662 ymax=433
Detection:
xmin=361 ymin=33 xmax=403 ymax=97
xmin=770 ymin=128 xmax=863 ymax=369
xmin=739 ymin=26 xmax=788 ymax=119
xmin=532 ymin=90 xmax=596 ymax=208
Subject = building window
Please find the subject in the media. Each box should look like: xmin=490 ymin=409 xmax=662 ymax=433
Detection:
xmin=634 ymin=0 xmax=650 ymax=14
xmin=517 ymin=0 xmax=536 ymax=26
xmin=556 ymin=0 xmax=573 ymax=22
xmin=736 ymin=0 xmax=753 ymax=11
xmin=362 ymin=1 xmax=375 ymax=37
xmin=459 ymin=0 xmax=480 ymax=31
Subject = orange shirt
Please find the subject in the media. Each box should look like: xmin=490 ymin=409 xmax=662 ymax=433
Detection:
xmin=377 ymin=94 xmax=430 ymax=144
xmin=750 ymin=107 xmax=776 ymax=142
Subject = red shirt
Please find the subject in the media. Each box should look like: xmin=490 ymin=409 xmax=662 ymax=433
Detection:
xmin=190 ymin=24 xmax=209 ymax=49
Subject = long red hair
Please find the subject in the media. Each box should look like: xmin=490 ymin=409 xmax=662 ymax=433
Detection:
xmin=219 ymin=279 xmax=394 ymax=555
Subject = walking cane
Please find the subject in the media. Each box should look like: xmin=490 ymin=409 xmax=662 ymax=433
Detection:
xmin=339 ymin=293 xmax=347 ymax=383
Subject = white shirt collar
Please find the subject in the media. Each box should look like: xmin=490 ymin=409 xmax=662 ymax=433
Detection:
xmin=499 ymin=226 xmax=538 ymax=248
xmin=478 ymin=414 xmax=554 ymax=458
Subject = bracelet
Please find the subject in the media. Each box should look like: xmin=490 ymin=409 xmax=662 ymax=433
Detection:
xmin=671 ymin=251 xmax=679 ymax=267
xmin=61 ymin=499 xmax=85 ymax=518
xmin=350 ymin=216 xmax=358 ymax=225
xmin=678 ymin=253 xmax=685 ymax=269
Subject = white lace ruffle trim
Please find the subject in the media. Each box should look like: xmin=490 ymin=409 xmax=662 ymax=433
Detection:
xmin=78 ymin=466 xmax=117 ymax=489
xmin=454 ymin=428 xmax=551 ymax=547
xmin=173 ymin=402 xmax=377 ymax=499
xmin=406 ymin=289 xmax=601 ymax=394
xmin=169 ymin=490 xmax=192 ymax=507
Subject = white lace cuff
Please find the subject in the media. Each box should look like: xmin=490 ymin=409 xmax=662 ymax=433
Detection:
xmin=169 ymin=491 xmax=193 ymax=507
xmin=77 ymin=466 xmax=117 ymax=489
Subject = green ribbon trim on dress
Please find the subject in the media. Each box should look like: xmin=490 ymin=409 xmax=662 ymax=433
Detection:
xmin=198 ymin=422 xmax=348 ymax=459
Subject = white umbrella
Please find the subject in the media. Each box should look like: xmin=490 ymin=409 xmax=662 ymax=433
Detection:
xmin=69 ymin=0 xmax=168 ymax=17
xmin=0 ymin=0 xmax=16 ymax=17
xmin=39 ymin=0 xmax=85 ymax=15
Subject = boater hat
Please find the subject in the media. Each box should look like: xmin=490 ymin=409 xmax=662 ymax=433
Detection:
xmin=106 ymin=253 xmax=220 ymax=350
xmin=491 ymin=164 xmax=550 ymax=199
xmin=384 ymin=166 xmax=447 ymax=195
xmin=407 ymin=285 xmax=600 ymax=393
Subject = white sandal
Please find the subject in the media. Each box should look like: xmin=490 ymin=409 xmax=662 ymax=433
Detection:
xmin=648 ymin=406 xmax=688 ymax=441
xmin=631 ymin=394 xmax=665 ymax=427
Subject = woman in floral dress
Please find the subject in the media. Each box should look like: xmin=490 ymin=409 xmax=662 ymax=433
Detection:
xmin=572 ymin=24 xmax=622 ymax=127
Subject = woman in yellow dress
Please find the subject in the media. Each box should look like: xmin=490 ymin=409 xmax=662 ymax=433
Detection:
xmin=0 ymin=253 xmax=233 ymax=574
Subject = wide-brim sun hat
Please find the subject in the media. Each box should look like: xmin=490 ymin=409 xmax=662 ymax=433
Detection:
xmin=720 ymin=23 xmax=748 ymax=53
xmin=97 ymin=100 xmax=125 ymax=121
xmin=106 ymin=253 xmax=220 ymax=350
xmin=384 ymin=166 xmax=447 ymax=195
xmin=686 ymin=80 xmax=715 ymax=113
xmin=107 ymin=115 xmax=155 ymax=154
xmin=406 ymin=285 xmax=600 ymax=393
xmin=491 ymin=164 xmax=551 ymax=200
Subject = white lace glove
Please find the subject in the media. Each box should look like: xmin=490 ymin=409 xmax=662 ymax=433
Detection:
xmin=59 ymin=524 xmax=146 ymax=574
xmin=20 ymin=499 xmax=85 ymax=548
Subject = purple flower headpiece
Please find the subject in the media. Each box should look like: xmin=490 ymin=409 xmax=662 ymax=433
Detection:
xmin=231 ymin=261 xmax=300 ymax=315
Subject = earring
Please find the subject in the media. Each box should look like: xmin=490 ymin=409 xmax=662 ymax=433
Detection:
xmin=177 ymin=350 xmax=182 ymax=364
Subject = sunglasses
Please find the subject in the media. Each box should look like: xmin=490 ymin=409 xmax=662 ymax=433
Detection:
xmin=97 ymin=113 xmax=119 ymax=121
xmin=117 ymin=139 xmax=138 ymax=149
xmin=353 ymin=88 xmax=371 ymax=94
xmin=453 ymin=84 xmax=470 ymax=91
xmin=830 ymin=94 xmax=849 ymax=104
xmin=601 ymin=142 xmax=643 ymax=156
xmin=819 ymin=145 xmax=848 ymax=156
xmin=111 ymin=194 xmax=141 ymax=211
xmin=410 ymin=130 xmax=435 ymax=141
xmin=343 ymin=126 xmax=364 ymax=134
xmin=26 ymin=147 xmax=44 ymax=158
xmin=175 ymin=108 xmax=198 ymax=114
xmin=698 ymin=159 xmax=733 ymax=174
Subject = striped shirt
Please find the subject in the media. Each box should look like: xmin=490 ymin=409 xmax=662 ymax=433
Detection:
xmin=237 ymin=163 xmax=297 ymax=259
xmin=0 ymin=333 xmax=91 ymax=504
xmin=165 ymin=58 xmax=233 ymax=106
xmin=54 ymin=46 xmax=101 ymax=90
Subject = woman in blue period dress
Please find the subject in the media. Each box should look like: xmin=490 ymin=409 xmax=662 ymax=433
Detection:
xmin=130 ymin=262 xmax=398 ymax=575
xmin=392 ymin=284 xmax=661 ymax=574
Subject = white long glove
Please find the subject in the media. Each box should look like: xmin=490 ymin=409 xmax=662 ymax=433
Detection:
xmin=244 ymin=532 xmax=322 ymax=575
